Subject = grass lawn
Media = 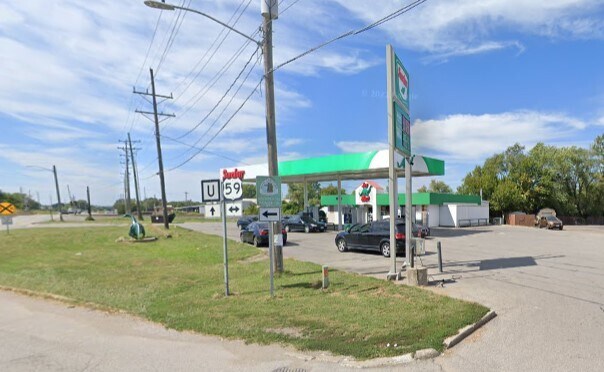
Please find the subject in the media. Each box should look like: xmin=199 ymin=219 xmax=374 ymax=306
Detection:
xmin=0 ymin=225 xmax=489 ymax=359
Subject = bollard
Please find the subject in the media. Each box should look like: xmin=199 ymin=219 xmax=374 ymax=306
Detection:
xmin=437 ymin=241 xmax=443 ymax=273
xmin=410 ymin=245 xmax=415 ymax=268
xmin=322 ymin=265 xmax=329 ymax=289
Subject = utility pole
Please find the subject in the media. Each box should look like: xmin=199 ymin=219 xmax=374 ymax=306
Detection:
xmin=86 ymin=186 xmax=94 ymax=221
xmin=134 ymin=68 xmax=175 ymax=229
xmin=128 ymin=133 xmax=144 ymax=220
xmin=52 ymin=165 xmax=63 ymax=222
xmin=184 ymin=191 xmax=188 ymax=204
xmin=118 ymin=139 xmax=131 ymax=214
xmin=262 ymin=0 xmax=283 ymax=273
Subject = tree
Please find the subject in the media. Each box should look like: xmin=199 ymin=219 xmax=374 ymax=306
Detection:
xmin=419 ymin=180 xmax=452 ymax=194
xmin=244 ymin=203 xmax=258 ymax=215
xmin=490 ymin=180 xmax=524 ymax=217
xmin=286 ymin=182 xmax=321 ymax=207
xmin=321 ymin=184 xmax=346 ymax=196
xmin=242 ymin=184 xmax=256 ymax=198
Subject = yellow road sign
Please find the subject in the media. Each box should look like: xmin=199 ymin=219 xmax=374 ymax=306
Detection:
xmin=0 ymin=202 xmax=16 ymax=215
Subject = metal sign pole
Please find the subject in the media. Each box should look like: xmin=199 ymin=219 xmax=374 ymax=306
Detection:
xmin=269 ymin=223 xmax=275 ymax=297
xmin=386 ymin=45 xmax=398 ymax=280
xmin=221 ymin=198 xmax=230 ymax=296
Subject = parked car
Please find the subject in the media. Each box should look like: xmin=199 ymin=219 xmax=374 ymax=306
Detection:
xmin=537 ymin=215 xmax=563 ymax=230
xmin=283 ymin=215 xmax=325 ymax=233
xmin=334 ymin=220 xmax=422 ymax=257
xmin=240 ymin=222 xmax=287 ymax=247
xmin=236 ymin=216 xmax=258 ymax=230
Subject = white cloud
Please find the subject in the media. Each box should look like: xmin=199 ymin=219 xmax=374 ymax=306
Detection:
xmin=334 ymin=141 xmax=388 ymax=153
xmin=332 ymin=0 xmax=604 ymax=58
xmin=412 ymin=110 xmax=587 ymax=162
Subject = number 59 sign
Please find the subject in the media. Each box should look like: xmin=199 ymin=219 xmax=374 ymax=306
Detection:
xmin=222 ymin=168 xmax=245 ymax=201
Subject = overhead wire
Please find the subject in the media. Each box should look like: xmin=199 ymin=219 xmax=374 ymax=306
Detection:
xmin=160 ymin=134 xmax=252 ymax=165
xmin=155 ymin=0 xmax=192 ymax=78
xmin=174 ymin=44 xmax=261 ymax=140
xmin=170 ymin=0 xmax=253 ymax=99
xmin=272 ymin=0 xmax=429 ymax=72
xmin=165 ymin=77 xmax=264 ymax=172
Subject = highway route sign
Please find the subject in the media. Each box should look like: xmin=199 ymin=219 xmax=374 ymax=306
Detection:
xmin=259 ymin=207 xmax=281 ymax=222
xmin=256 ymin=176 xmax=281 ymax=208
xmin=201 ymin=179 xmax=221 ymax=202
xmin=0 ymin=202 xmax=16 ymax=215
xmin=222 ymin=178 xmax=243 ymax=201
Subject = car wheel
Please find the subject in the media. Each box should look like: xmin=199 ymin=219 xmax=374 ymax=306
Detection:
xmin=336 ymin=238 xmax=347 ymax=252
xmin=254 ymin=237 xmax=260 ymax=247
xmin=305 ymin=225 xmax=310 ymax=233
xmin=380 ymin=241 xmax=391 ymax=257
xmin=285 ymin=225 xmax=290 ymax=233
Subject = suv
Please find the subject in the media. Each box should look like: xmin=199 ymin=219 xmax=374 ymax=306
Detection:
xmin=334 ymin=220 xmax=418 ymax=257
xmin=537 ymin=215 xmax=563 ymax=230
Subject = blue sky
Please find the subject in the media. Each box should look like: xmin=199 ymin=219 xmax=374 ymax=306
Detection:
xmin=1 ymin=0 xmax=603 ymax=206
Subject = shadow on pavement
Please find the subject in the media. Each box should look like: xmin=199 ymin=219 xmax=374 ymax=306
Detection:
xmin=430 ymin=227 xmax=492 ymax=238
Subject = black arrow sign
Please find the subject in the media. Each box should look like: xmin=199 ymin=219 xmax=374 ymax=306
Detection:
xmin=210 ymin=207 xmax=216 ymax=216
xmin=229 ymin=205 xmax=239 ymax=213
xmin=262 ymin=210 xmax=278 ymax=218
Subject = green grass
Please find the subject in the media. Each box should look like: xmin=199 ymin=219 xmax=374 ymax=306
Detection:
xmin=0 ymin=226 xmax=488 ymax=359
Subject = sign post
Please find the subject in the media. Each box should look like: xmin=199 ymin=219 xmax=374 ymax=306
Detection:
xmin=0 ymin=202 xmax=16 ymax=235
xmin=386 ymin=44 xmax=412 ymax=280
xmin=256 ymin=176 xmax=282 ymax=296
xmin=219 ymin=169 xmax=245 ymax=297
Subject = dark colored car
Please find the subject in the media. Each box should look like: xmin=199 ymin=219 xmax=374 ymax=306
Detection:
xmin=335 ymin=220 xmax=421 ymax=257
xmin=236 ymin=216 xmax=258 ymax=230
xmin=240 ymin=222 xmax=288 ymax=247
xmin=283 ymin=215 xmax=325 ymax=233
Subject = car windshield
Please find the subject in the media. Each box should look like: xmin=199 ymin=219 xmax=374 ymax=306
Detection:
xmin=256 ymin=223 xmax=269 ymax=229
xmin=302 ymin=216 xmax=318 ymax=224
xmin=546 ymin=216 xmax=558 ymax=222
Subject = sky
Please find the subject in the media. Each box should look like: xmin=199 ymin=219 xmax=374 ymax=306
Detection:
xmin=1 ymin=0 xmax=603 ymax=206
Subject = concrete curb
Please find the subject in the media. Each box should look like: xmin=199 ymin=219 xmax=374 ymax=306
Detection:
xmin=444 ymin=310 xmax=497 ymax=349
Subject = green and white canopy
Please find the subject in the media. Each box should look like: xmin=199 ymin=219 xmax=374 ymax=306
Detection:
xmin=223 ymin=150 xmax=444 ymax=182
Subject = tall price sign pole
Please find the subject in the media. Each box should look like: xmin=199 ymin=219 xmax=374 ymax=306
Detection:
xmin=386 ymin=44 xmax=412 ymax=280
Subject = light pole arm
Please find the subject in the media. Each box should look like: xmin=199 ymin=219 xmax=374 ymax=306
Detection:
xmin=144 ymin=1 xmax=261 ymax=46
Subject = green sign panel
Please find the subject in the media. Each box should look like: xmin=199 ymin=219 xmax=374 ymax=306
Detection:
xmin=394 ymin=101 xmax=411 ymax=156
xmin=256 ymin=176 xmax=282 ymax=208
xmin=393 ymin=53 xmax=410 ymax=113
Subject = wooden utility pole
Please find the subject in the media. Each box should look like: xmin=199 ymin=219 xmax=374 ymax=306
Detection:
xmin=134 ymin=68 xmax=175 ymax=229
xmin=128 ymin=133 xmax=144 ymax=220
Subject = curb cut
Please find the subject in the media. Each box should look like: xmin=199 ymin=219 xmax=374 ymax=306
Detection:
xmin=444 ymin=310 xmax=497 ymax=349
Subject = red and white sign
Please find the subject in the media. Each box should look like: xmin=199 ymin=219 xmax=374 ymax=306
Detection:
xmin=222 ymin=168 xmax=245 ymax=201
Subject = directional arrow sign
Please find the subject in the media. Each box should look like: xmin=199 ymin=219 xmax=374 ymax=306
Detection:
xmin=259 ymin=207 xmax=281 ymax=222
xmin=225 ymin=201 xmax=243 ymax=217
xmin=204 ymin=204 xmax=221 ymax=218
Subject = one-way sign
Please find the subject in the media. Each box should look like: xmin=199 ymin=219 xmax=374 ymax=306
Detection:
xmin=259 ymin=207 xmax=281 ymax=222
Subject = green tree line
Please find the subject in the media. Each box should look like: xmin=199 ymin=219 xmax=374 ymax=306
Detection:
xmin=457 ymin=135 xmax=604 ymax=218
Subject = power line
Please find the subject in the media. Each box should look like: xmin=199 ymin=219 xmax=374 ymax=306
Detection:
xmin=273 ymin=0 xmax=429 ymax=72
xmin=165 ymin=77 xmax=264 ymax=172
xmin=171 ymin=0 xmax=253 ymax=98
xmin=175 ymin=45 xmax=260 ymax=140
xmin=155 ymin=0 xmax=192 ymax=77
xmin=160 ymin=134 xmax=252 ymax=165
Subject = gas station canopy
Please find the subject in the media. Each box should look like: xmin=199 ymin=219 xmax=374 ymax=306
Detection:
xmin=225 ymin=149 xmax=445 ymax=183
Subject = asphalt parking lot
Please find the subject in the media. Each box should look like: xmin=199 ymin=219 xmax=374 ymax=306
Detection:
xmin=180 ymin=221 xmax=604 ymax=371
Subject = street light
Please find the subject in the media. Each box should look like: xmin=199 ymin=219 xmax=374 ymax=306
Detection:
xmin=26 ymin=165 xmax=64 ymax=222
xmin=143 ymin=0 xmax=284 ymax=271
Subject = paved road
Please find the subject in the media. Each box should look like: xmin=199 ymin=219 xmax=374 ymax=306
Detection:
xmin=181 ymin=222 xmax=604 ymax=371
